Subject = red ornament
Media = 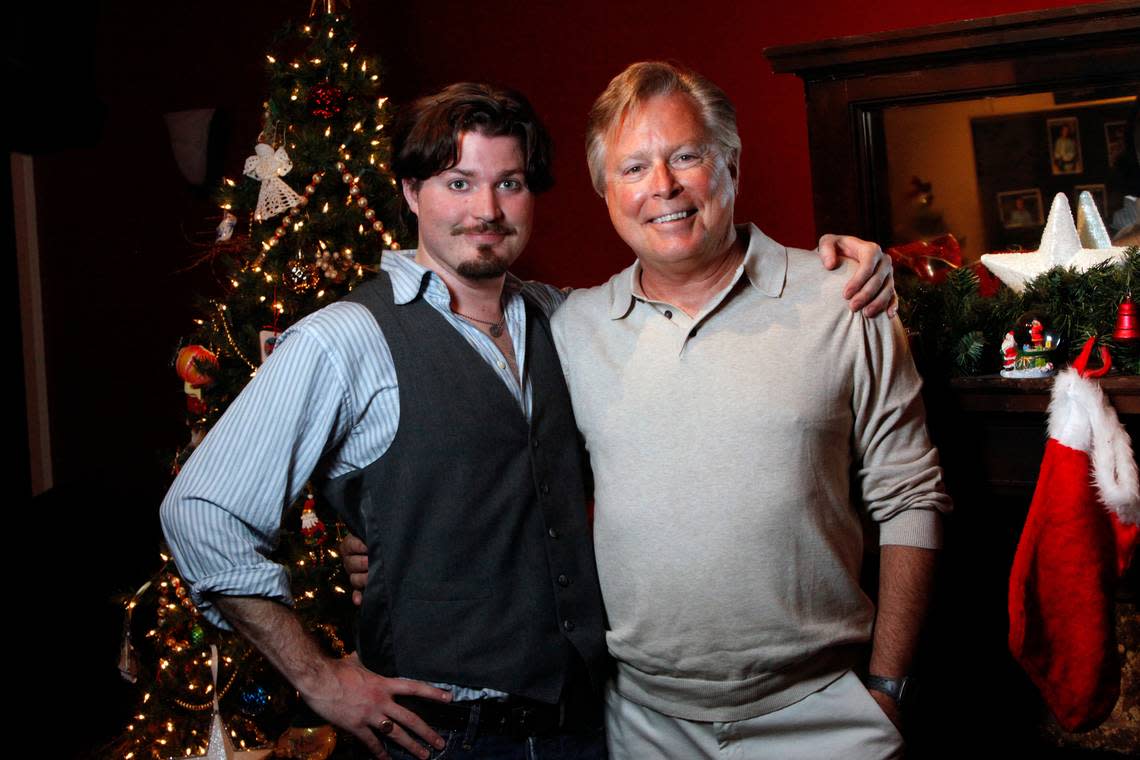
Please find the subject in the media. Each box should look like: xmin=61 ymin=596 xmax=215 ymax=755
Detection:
xmin=307 ymin=82 xmax=345 ymax=119
xmin=186 ymin=395 xmax=208 ymax=415
xmin=176 ymin=345 xmax=218 ymax=387
xmin=885 ymin=234 xmax=962 ymax=285
xmin=1113 ymin=296 xmax=1138 ymax=343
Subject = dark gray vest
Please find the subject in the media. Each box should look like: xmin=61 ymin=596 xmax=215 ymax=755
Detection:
xmin=320 ymin=273 xmax=608 ymax=702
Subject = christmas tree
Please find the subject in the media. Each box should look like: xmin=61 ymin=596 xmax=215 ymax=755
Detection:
xmin=109 ymin=8 xmax=405 ymax=758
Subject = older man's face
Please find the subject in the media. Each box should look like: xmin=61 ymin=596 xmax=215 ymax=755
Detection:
xmin=602 ymin=93 xmax=738 ymax=274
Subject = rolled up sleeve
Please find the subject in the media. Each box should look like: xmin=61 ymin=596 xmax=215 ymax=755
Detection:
xmin=852 ymin=314 xmax=953 ymax=549
xmin=160 ymin=327 xmax=352 ymax=628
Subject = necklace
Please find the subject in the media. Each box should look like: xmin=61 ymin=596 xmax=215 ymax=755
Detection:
xmin=454 ymin=309 xmax=506 ymax=337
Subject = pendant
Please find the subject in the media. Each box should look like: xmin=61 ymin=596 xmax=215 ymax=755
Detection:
xmin=490 ymin=323 xmax=503 ymax=338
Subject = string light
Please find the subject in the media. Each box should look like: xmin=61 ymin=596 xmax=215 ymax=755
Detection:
xmin=215 ymin=304 xmax=258 ymax=371
xmin=223 ymin=178 xmax=235 ymax=187
xmin=265 ymin=55 xmax=276 ymax=63
xmin=324 ymin=126 xmax=331 ymax=138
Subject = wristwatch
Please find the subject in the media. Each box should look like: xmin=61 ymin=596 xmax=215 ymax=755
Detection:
xmin=864 ymin=674 xmax=913 ymax=706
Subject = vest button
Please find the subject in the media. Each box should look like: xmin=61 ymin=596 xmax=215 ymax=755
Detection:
xmin=557 ymin=574 xmax=570 ymax=587
xmin=540 ymin=482 xmax=550 ymax=495
xmin=532 ymin=437 xmax=540 ymax=449
xmin=664 ymin=310 xmax=673 ymax=319
xmin=548 ymin=527 xmax=559 ymax=539
xmin=563 ymin=619 xmax=575 ymax=632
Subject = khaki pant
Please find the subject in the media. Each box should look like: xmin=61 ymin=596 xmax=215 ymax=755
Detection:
xmin=605 ymin=670 xmax=904 ymax=760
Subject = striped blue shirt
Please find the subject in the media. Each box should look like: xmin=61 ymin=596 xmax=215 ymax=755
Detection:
xmin=160 ymin=250 xmax=566 ymax=639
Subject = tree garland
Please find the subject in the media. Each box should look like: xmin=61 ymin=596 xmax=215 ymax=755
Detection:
xmin=898 ymin=247 xmax=1140 ymax=379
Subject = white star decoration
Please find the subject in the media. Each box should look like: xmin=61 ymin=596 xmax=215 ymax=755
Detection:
xmin=980 ymin=192 xmax=1127 ymax=293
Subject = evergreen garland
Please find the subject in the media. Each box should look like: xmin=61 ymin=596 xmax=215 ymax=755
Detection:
xmin=899 ymin=247 xmax=1140 ymax=378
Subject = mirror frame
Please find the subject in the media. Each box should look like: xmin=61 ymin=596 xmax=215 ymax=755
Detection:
xmin=764 ymin=1 xmax=1140 ymax=244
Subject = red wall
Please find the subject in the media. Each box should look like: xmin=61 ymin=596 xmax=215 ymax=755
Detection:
xmin=25 ymin=0 xmax=1095 ymax=493
xmin=377 ymin=0 xmax=1094 ymax=287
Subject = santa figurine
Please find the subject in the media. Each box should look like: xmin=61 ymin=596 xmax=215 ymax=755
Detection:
xmin=1002 ymin=331 xmax=1018 ymax=371
xmin=1030 ymin=319 xmax=1045 ymax=349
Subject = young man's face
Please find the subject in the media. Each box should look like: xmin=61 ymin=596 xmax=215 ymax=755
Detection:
xmin=405 ymin=131 xmax=534 ymax=283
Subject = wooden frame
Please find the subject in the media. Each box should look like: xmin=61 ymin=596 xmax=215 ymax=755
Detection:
xmin=764 ymin=1 xmax=1140 ymax=243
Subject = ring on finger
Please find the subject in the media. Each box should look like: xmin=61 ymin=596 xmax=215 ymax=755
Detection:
xmin=378 ymin=718 xmax=394 ymax=734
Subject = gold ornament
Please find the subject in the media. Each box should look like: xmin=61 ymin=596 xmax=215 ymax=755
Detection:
xmin=284 ymin=260 xmax=322 ymax=293
xmin=275 ymin=725 xmax=337 ymax=759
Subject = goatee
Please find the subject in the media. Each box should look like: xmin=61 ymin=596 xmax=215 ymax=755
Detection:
xmin=457 ymin=245 xmax=510 ymax=279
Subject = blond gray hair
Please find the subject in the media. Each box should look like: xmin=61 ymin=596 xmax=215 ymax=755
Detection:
xmin=585 ymin=61 xmax=741 ymax=196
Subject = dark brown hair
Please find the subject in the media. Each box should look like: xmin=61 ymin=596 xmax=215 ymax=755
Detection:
xmin=392 ymin=83 xmax=554 ymax=228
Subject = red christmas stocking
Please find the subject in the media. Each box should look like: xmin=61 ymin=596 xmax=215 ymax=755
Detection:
xmin=1008 ymin=344 xmax=1140 ymax=731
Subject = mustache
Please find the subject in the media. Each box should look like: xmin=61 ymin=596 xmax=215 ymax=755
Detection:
xmin=451 ymin=222 xmax=515 ymax=236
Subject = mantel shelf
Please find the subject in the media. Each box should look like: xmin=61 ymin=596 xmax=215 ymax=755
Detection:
xmin=948 ymin=374 xmax=1140 ymax=414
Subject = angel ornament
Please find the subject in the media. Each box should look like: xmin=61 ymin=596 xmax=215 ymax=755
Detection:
xmin=244 ymin=143 xmax=302 ymax=222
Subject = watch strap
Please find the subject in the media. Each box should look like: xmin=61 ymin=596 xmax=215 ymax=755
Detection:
xmin=864 ymin=674 xmax=911 ymax=704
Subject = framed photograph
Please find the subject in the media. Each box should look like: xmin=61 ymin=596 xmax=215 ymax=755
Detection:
xmin=998 ymin=189 xmax=1045 ymax=229
xmin=1104 ymin=121 xmax=1128 ymax=168
xmin=1074 ymin=183 xmax=1107 ymax=220
xmin=1047 ymin=116 xmax=1083 ymax=174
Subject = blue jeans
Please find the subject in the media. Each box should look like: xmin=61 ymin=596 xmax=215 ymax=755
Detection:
xmin=383 ymin=701 xmax=607 ymax=760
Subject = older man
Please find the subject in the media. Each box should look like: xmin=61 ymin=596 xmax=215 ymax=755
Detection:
xmin=549 ymin=62 xmax=951 ymax=758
